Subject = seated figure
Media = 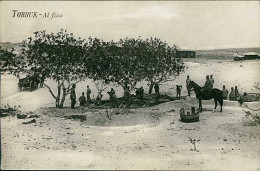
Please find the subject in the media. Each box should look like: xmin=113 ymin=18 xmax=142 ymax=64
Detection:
xmin=135 ymin=86 xmax=144 ymax=100
xmin=79 ymin=92 xmax=86 ymax=107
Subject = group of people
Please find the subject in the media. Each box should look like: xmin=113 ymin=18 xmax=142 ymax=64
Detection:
xmin=70 ymin=74 xmax=215 ymax=109
xmin=69 ymin=74 xmax=244 ymax=109
xmin=70 ymin=84 xmax=145 ymax=109
xmin=186 ymin=74 xmax=241 ymax=101
xmin=70 ymin=84 xmax=92 ymax=109
xmin=222 ymin=85 xmax=240 ymax=101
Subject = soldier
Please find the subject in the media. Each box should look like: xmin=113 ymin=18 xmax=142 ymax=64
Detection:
xmin=229 ymin=87 xmax=236 ymax=101
xmin=79 ymin=92 xmax=86 ymax=107
xmin=86 ymin=85 xmax=92 ymax=103
xmin=135 ymin=86 xmax=144 ymax=100
xmin=176 ymin=85 xmax=182 ymax=99
xmin=186 ymin=75 xmax=191 ymax=96
xmin=139 ymin=86 xmax=144 ymax=100
xmin=222 ymin=85 xmax=229 ymax=100
xmin=210 ymin=75 xmax=214 ymax=87
xmin=107 ymin=88 xmax=118 ymax=107
xmin=154 ymin=83 xmax=160 ymax=95
xmin=70 ymin=84 xmax=76 ymax=109
xmin=234 ymin=86 xmax=239 ymax=100
xmin=201 ymin=75 xmax=213 ymax=93
xmin=238 ymin=92 xmax=249 ymax=106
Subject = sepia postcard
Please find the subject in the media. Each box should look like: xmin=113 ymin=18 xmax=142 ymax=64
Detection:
xmin=0 ymin=1 xmax=260 ymax=170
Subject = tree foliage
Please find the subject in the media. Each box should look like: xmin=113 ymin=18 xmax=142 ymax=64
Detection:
xmin=87 ymin=37 xmax=183 ymax=94
xmin=0 ymin=47 xmax=16 ymax=68
xmin=4 ymin=29 xmax=87 ymax=107
xmin=83 ymin=37 xmax=183 ymax=94
xmin=139 ymin=38 xmax=184 ymax=93
xmin=108 ymin=38 xmax=149 ymax=91
xmin=5 ymin=29 xmax=185 ymax=108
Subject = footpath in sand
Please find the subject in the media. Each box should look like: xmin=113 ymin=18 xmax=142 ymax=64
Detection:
xmin=1 ymin=97 xmax=260 ymax=170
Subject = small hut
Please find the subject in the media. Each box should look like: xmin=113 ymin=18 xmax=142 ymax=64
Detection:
xmin=176 ymin=50 xmax=196 ymax=58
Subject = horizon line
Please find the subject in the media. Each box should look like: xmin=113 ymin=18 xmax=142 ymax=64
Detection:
xmin=0 ymin=41 xmax=259 ymax=51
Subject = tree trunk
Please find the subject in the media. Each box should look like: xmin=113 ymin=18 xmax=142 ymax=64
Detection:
xmin=148 ymin=82 xmax=155 ymax=94
xmin=59 ymin=88 xmax=67 ymax=108
xmin=123 ymin=86 xmax=131 ymax=109
xmin=59 ymin=96 xmax=66 ymax=108
xmin=55 ymin=98 xmax=60 ymax=107
xmin=55 ymin=84 xmax=61 ymax=107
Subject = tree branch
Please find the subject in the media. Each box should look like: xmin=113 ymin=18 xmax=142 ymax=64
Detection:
xmin=64 ymin=80 xmax=82 ymax=96
xmin=43 ymin=83 xmax=57 ymax=99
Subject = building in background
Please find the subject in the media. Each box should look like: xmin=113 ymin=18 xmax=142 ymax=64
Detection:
xmin=234 ymin=52 xmax=260 ymax=61
xmin=244 ymin=52 xmax=260 ymax=60
xmin=176 ymin=50 xmax=196 ymax=58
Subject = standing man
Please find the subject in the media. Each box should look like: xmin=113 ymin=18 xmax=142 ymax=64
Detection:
xmin=222 ymin=85 xmax=229 ymax=100
xmin=70 ymin=84 xmax=76 ymax=109
xmin=107 ymin=88 xmax=118 ymax=107
xmin=229 ymin=87 xmax=236 ymax=101
xmin=154 ymin=83 xmax=160 ymax=95
xmin=154 ymin=82 xmax=160 ymax=102
xmin=139 ymin=86 xmax=144 ymax=100
xmin=154 ymin=83 xmax=160 ymax=102
xmin=210 ymin=75 xmax=214 ymax=87
xmin=234 ymin=86 xmax=239 ymax=100
xmin=176 ymin=85 xmax=182 ymax=99
xmin=86 ymin=85 xmax=92 ymax=103
xmin=186 ymin=75 xmax=191 ymax=96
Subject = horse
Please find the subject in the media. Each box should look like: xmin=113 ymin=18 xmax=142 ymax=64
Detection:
xmin=187 ymin=81 xmax=223 ymax=112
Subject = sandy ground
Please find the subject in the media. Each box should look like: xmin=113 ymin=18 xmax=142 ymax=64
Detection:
xmin=1 ymin=59 xmax=260 ymax=169
xmin=1 ymin=99 xmax=260 ymax=170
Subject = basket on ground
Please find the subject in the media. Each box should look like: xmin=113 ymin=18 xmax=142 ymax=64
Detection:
xmin=180 ymin=107 xmax=199 ymax=123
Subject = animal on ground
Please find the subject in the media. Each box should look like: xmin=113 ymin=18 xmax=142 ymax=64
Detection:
xmin=187 ymin=81 xmax=223 ymax=112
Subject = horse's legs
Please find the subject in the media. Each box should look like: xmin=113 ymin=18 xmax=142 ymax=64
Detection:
xmin=213 ymin=98 xmax=218 ymax=112
xmin=218 ymin=98 xmax=223 ymax=112
xmin=199 ymin=100 xmax=202 ymax=112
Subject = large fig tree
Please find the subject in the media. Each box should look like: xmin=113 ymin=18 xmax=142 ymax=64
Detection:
xmin=107 ymin=38 xmax=148 ymax=93
xmin=141 ymin=38 xmax=184 ymax=94
xmin=83 ymin=37 xmax=184 ymax=96
xmin=4 ymin=29 xmax=87 ymax=108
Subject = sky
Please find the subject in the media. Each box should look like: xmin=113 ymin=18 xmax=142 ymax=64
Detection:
xmin=0 ymin=1 xmax=259 ymax=50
